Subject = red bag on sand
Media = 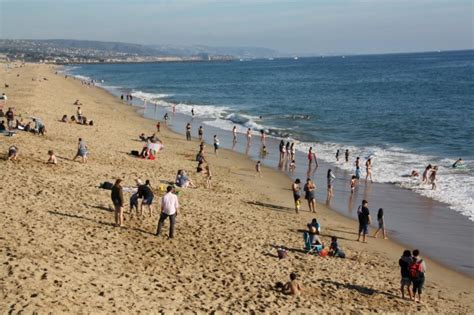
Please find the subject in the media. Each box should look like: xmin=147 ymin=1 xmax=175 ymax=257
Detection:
xmin=149 ymin=153 xmax=155 ymax=160
xmin=319 ymin=249 xmax=328 ymax=257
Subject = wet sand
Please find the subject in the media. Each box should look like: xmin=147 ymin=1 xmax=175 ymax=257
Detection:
xmin=0 ymin=63 xmax=472 ymax=313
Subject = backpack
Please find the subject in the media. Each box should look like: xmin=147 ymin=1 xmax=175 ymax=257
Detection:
xmin=409 ymin=259 xmax=423 ymax=280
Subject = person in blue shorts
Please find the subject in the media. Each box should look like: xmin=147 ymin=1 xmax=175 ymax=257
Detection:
xmin=356 ymin=200 xmax=371 ymax=243
xmin=138 ymin=179 xmax=154 ymax=216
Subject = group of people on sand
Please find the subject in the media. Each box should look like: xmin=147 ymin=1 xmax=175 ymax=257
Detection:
xmin=110 ymin=178 xmax=179 ymax=239
xmin=0 ymin=107 xmax=47 ymax=136
xmin=60 ymin=105 xmax=94 ymax=126
xmin=120 ymin=94 xmax=133 ymax=103
xmin=399 ymin=249 xmax=427 ymax=303
xmin=136 ymin=133 xmax=163 ymax=160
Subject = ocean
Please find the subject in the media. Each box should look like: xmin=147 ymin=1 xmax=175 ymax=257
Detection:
xmin=66 ymin=50 xmax=474 ymax=221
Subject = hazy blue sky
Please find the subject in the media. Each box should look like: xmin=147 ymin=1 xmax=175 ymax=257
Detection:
xmin=1 ymin=0 xmax=472 ymax=54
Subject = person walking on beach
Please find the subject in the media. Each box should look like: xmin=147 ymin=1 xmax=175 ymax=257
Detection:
xmin=232 ymin=126 xmax=237 ymax=143
xmin=260 ymin=129 xmax=266 ymax=144
xmin=246 ymin=128 xmax=252 ymax=143
xmin=138 ymin=179 xmax=154 ymax=216
xmin=304 ymin=178 xmax=316 ymax=213
xmin=327 ymin=169 xmax=336 ymax=199
xmin=213 ymin=135 xmax=220 ymax=155
xmin=399 ymin=250 xmax=413 ymax=300
xmin=163 ymin=113 xmax=169 ymax=123
xmin=336 ymin=149 xmax=340 ymax=161
xmin=373 ymin=208 xmax=387 ymax=239
xmin=345 ymin=149 xmax=349 ymax=163
xmin=256 ymin=160 xmax=262 ymax=177
xmin=198 ymin=126 xmax=203 ymax=141
xmin=73 ymin=138 xmax=88 ymax=163
xmin=356 ymin=200 xmax=371 ymax=243
xmin=186 ymin=123 xmax=192 ymax=141
xmin=409 ymin=249 xmax=426 ymax=303
xmin=365 ymin=158 xmax=373 ymax=183
xmin=156 ymin=185 xmax=179 ymax=239
xmin=156 ymin=122 xmax=160 ymax=132
xmin=111 ymin=179 xmax=124 ymax=227
xmin=292 ymin=179 xmax=301 ymax=213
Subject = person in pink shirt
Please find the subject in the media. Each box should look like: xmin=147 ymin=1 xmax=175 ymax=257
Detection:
xmin=156 ymin=186 xmax=179 ymax=239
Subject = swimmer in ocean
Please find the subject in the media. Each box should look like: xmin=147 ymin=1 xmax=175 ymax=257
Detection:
xmin=452 ymin=158 xmax=463 ymax=168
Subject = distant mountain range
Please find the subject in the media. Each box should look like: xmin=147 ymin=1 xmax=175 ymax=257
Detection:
xmin=0 ymin=39 xmax=280 ymax=59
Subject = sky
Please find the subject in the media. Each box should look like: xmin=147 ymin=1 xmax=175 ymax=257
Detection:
xmin=0 ymin=0 xmax=473 ymax=55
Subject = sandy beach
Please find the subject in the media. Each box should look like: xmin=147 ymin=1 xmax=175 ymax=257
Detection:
xmin=0 ymin=63 xmax=472 ymax=313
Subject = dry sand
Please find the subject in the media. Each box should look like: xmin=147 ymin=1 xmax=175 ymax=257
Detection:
xmin=0 ymin=63 xmax=472 ymax=313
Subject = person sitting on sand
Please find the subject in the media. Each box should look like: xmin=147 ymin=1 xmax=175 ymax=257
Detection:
xmin=46 ymin=150 xmax=57 ymax=164
xmin=73 ymin=99 xmax=82 ymax=105
xmin=15 ymin=118 xmax=26 ymax=130
xmin=308 ymin=226 xmax=323 ymax=246
xmin=0 ymin=120 xmax=6 ymax=132
xmin=73 ymin=138 xmax=88 ymax=163
xmin=399 ymin=250 xmax=413 ymax=300
xmin=307 ymin=218 xmax=321 ymax=235
xmin=196 ymin=149 xmax=206 ymax=164
xmin=61 ymin=114 xmax=68 ymax=123
xmin=23 ymin=122 xmax=32 ymax=132
xmin=280 ymin=273 xmax=303 ymax=296
xmin=76 ymin=107 xmax=83 ymax=123
xmin=139 ymin=133 xmax=147 ymax=141
xmin=8 ymin=145 xmax=18 ymax=161
xmin=175 ymin=170 xmax=196 ymax=188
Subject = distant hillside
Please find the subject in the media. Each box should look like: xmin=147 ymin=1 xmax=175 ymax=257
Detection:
xmin=149 ymin=44 xmax=279 ymax=59
xmin=42 ymin=39 xmax=160 ymax=56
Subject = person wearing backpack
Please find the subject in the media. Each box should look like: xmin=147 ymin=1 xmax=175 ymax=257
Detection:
xmin=398 ymin=250 xmax=413 ymax=300
xmin=409 ymin=249 xmax=426 ymax=303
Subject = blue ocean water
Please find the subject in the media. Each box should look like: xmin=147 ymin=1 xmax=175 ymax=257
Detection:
xmin=67 ymin=50 xmax=474 ymax=219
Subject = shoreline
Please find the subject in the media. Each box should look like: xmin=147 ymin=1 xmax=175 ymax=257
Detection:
xmin=1 ymin=63 xmax=472 ymax=313
xmin=74 ymin=67 xmax=474 ymax=277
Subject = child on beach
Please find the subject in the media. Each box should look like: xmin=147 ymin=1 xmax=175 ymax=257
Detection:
xmin=430 ymin=166 xmax=438 ymax=190
xmin=289 ymin=160 xmax=296 ymax=172
xmin=46 ymin=150 xmax=57 ymax=164
xmin=373 ymin=208 xmax=387 ymax=239
xmin=277 ymin=273 xmax=303 ymax=296
xmin=213 ymin=135 xmax=219 ymax=155
xmin=7 ymin=145 xmax=18 ymax=161
xmin=399 ymin=250 xmax=413 ymax=300
xmin=329 ymin=236 xmax=345 ymax=258
xmin=292 ymin=179 xmax=301 ymax=213
xmin=156 ymin=122 xmax=160 ymax=132
xmin=205 ymin=164 xmax=212 ymax=189
xmin=256 ymin=160 xmax=262 ymax=177
xmin=261 ymin=145 xmax=268 ymax=158
xmin=422 ymin=164 xmax=432 ymax=184
xmin=73 ymin=138 xmax=88 ymax=163
xmin=350 ymin=175 xmax=357 ymax=193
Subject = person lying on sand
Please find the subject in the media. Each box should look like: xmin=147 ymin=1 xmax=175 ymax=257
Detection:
xmin=8 ymin=145 xmax=18 ymax=161
xmin=46 ymin=150 xmax=57 ymax=164
xmin=276 ymin=273 xmax=303 ymax=296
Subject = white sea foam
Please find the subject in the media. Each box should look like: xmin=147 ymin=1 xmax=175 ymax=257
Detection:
xmin=131 ymin=91 xmax=173 ymax=101
xmin=294 ymin=141 xmax=474 ymax=221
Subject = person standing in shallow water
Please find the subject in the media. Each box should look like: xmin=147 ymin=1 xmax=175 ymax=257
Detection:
xmin=186 ymin=123 xmax=192 ymax=141
xmin=373 ymin=208 xmax=387 ymax=239
xmin=345 ymin=149 xmax=349 ymax=162
xmin=336 ymin=149 xmax=340 ymax=161
xmin=365 ymin=158 xmax=373 ymax=183
xmin=327 ymin=169 xmax=335 ymax=199
xmin=304 ymin=178 xmax=316 ymax=213
xmin=198 ymin=126 xmax=203 ymax=141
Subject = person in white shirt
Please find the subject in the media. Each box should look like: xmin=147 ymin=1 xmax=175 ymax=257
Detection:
xmin=156 ymin=186 xmax=179 ymax=239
